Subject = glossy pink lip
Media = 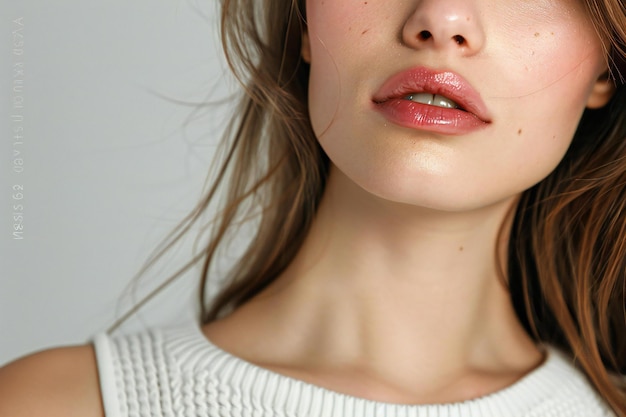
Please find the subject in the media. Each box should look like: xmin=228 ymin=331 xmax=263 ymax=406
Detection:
xmin=372 ymin=67 xmax=492 ymax=135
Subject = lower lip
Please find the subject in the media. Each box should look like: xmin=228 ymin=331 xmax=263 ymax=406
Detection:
xmin=373 ymin=99 xmax=489 ymax=135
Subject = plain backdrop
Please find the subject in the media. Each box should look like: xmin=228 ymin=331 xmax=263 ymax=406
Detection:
xmin=0 ymin=0 xmax=236 ymax=365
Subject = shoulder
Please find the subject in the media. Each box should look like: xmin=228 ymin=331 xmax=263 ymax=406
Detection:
xmin=0 ymin=344 xmax=104 ymax=417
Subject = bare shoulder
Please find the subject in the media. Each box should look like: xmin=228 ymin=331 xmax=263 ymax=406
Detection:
xmin=0 ymin=344 xmax=104 ymax=417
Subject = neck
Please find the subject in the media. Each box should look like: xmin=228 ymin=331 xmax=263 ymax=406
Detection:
xmin=207 ymin=166 xmax=541 ymax=401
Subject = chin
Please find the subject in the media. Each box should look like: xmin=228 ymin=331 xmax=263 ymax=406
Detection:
xmin=354 ymin=169 xmax=527 ymax=214
xmin=329 ymin=160 xmax=531 ymax=215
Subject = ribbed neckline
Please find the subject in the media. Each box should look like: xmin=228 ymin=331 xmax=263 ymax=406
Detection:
xmin=163 ymin=323 xmax=579 ymax=417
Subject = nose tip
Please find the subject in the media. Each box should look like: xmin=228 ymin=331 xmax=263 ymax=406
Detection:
xmin=403 ymin=1 xmax=485 ymax=55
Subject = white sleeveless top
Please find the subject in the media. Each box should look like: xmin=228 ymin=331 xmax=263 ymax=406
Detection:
xmin=92 ymin=323 xmax=615 ymax=417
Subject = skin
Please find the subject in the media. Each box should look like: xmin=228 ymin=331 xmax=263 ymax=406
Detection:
xmin=0 ymin=346 xmax=103 ymax=417
xmin=0 ymin=0 xmax=615 ymax=413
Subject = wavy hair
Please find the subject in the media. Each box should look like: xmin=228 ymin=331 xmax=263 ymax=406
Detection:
xmin=111 ymin=0 xmax=626 ymax=414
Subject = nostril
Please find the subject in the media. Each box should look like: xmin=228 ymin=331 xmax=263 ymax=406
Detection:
xmin=416 ymin=31 xmax=467 ymax=46
xmin=452 ymin=35 xmax=466 ymax=45
xmin=417 ymin=30 xmax=433 ymax=41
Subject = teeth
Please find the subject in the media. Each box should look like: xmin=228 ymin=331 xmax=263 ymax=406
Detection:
xmin=433 ymin=94 xmax=460 ymax=109
xmin=405 ymin=93 xmax=459 ymax=109
xmin=406 ymin=93 xmax=434 ymax=105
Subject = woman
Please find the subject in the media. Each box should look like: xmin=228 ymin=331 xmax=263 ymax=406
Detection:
xmin=0 ymin=0 xmax=624 ymax=415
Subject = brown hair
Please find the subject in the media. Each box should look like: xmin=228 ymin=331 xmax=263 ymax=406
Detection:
xmin=507 ymin=1 xmax=626 ymax=413
xmin=111 ymin=0 xmax=626 ymax=414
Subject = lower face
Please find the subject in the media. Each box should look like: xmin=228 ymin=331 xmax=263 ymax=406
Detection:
xmin=304 ymin=0 xmax=607 ymax=212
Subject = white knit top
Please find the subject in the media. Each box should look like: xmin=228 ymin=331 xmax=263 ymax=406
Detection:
xmin=92 ymin=323 xmax=615 ymax=417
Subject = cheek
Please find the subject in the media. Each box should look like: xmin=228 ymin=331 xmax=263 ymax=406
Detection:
xmin=486 ymin=2 xmax=604 ymax=103
xmin=306 ymin=14 xmax=349 ymax=137
xmin=305 ymin=1 xmax=384 ymax=137
xmin=480 ymin=73 xmax=596 ymax=205
xmin=485 ymin=8 xmax=604 ymax=173
xmin=307 ymin=51 xmax=341 ymax=138
xmin=491 ymin=67 xmax=599 ymax=195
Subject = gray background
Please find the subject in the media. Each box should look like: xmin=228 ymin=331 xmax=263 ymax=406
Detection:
xmin=1 ymin=0 xmax=235 ymax=365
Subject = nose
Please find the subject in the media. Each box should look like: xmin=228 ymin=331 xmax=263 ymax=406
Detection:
xmin=402 ymin=0 xmax=485 ymax=55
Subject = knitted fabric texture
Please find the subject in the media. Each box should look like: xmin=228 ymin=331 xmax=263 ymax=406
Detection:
xmin=93 ymin=324 xmax=615 ymax=417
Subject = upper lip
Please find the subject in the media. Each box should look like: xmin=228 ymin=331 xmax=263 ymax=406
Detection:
xmin=372 ymin=67 xmax=492 ymax=123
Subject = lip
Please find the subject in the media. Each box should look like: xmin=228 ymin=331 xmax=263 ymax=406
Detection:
xmin=372 ymin=67 xmax=492 ymax=135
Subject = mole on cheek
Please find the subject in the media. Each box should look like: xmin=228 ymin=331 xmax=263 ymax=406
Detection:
xmin=518 ymin=128 xmax=523 ymax=135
